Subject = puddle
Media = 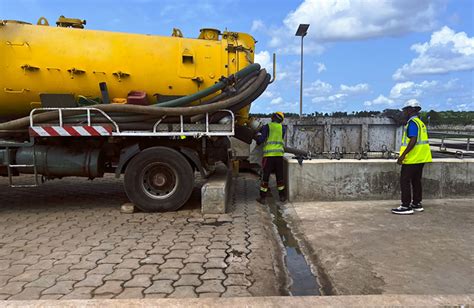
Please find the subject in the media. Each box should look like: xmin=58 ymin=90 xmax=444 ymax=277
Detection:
xmin=267 ymin=196 xmax=321 ymax=296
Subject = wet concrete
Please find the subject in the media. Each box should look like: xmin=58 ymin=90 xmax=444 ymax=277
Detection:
xmin=284 ymin=199 xmax=474 ymax=295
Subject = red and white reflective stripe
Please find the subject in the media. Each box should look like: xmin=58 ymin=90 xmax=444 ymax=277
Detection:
xmin=29 ymin=125 xmax=113 ymax=137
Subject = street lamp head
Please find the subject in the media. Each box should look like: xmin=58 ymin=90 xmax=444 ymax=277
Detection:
xmin=295 ymin=24 xmax=310 ymax=37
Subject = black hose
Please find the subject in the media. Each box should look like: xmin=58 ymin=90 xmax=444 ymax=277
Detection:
xmin=210 ymin=73 xmax=271 ymax=123
xmin=189 ymin=74 xmax=260 ymax=122
xmin=0 ymin=69 xmax=268 ymax=130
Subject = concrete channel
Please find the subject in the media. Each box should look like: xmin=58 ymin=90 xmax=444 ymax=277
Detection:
xmin=266 ymin=196 xmax=321 ymax=296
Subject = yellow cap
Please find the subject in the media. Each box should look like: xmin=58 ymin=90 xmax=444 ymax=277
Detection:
xmin=275 ymin=111 xmax=284 ymax=120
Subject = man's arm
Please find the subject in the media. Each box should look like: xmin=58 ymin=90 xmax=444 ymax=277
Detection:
xmin=255 ymin=124 xmax=268 ymax=145
xmin=397 ymin=136 xmax=417 ymax=165
xmin=397 ymin=120 xmax=418 ymax=165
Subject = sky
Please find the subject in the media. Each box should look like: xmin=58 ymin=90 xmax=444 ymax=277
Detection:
xmin=1 ymin=0 xmax=473 ymax=114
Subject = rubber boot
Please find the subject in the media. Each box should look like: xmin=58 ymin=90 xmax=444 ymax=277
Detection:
xmin=256 ymin=191 xmax=266 ymax=205
xmin=279 ymin=190 xmax=287 ymax=203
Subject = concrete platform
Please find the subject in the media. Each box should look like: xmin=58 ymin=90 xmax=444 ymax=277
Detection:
xmin=201 ymin=163 xmax=231 ymax=214
xmin=1 ymin=294 xmax=472 ymax=307
xmin=284 ymin=198 xmax=474 ymax=295
xmin=285 ymin=158 xmax=474 ymax=202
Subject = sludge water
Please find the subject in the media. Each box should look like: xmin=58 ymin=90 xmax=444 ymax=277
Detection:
xmin=267 ymin=197 xmax=321 ymax=296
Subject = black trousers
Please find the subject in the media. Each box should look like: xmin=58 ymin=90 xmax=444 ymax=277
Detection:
xmin=400 ymin=163 xmax=425 ymax=206
xmin=260 ymin=156 xmax=285 ymax=196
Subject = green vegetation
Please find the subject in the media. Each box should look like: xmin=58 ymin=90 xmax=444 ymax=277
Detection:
xmin=250 ymin=110 xmax=473 ymax=125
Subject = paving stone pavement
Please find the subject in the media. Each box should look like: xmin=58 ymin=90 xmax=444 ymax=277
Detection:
xmin=0 ymin=174 xmax=284 ymax=300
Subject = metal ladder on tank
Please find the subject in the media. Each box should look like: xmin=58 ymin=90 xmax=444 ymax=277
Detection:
xmin=1 ymin=141 xmax=40 ymax=188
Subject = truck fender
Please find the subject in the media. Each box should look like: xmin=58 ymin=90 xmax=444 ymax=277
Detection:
xmin=115 ymin=144 xmax=140 ymax=178
xmin=179 ymin=147 xmax=209 ymax=178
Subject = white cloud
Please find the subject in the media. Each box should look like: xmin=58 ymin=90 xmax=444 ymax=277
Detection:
xmin=261 ymin=90 xmax=275 ymax=98
xmin=393 ymin=26 xmax=474 ymax=80
xmin=254 ymin=50 xmax=272 ymax=72
xmin=340 ymin=83 xmax=369 ymax=94
xmin=251 ymin=19 xmax=265 ymax=32
xmin=363 ymin=95 xmax=395 ymax=107
xmin=389 ymin=80 xmax=438 ymax=99
xmin=270 ymin=97 xmax=284 ymax=105
xmin=266 ymin=0 xmax=442 ymax=55
xmin=312 ymin=93 xmax=347 ymax=103
xmin=304 ymin=80 xmax=333 ymax=96
xmin=317 ymin=62 xmax=326 ymax=73
xmin=304 ymin=80 xmax=369 ymax=108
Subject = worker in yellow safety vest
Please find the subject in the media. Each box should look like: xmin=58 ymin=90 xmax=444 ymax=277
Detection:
xmin=392 ymin=99 xmax=432 ymax=215
xmin=255 ymin=112 xmax=286 ymax=205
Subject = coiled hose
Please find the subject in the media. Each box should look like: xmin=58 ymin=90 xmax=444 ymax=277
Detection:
xmin=0 ymin=69 xmax=269 ymax=131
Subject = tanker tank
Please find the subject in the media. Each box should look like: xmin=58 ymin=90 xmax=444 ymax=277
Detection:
xmin=0 ymin=16 xmax=256 ymax=122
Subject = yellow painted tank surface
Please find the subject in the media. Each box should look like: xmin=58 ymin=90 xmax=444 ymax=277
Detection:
xmin=0 ymin=17 xmax=255 ymax=119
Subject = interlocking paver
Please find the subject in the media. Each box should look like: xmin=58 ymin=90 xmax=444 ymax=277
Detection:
xmin=60 ymin=287 xmax=94 ymax=299
xmin=2 ymin=265 xmax=27 ymax=276
xmin=69 ymin=261 xmax=97 ymax=270
xmin=199 ymin=292 xmax=221 ymax=298
xmin=0 ymin=175 xmax=284 ymax=300
xmin=10 ymin=270 xmax=42 ymax=282
xmin=94 ymin=280 xmax=123 ymax=295
xmin=133 ymin=265 xmax=159 ymax=275
xmin=123 ymin=275 xmax=151 ymax=288
xmin=123 ymin=250 xmax=147 ymax=259
xmin=139 ymin=255 xmax=165 ymax=265
xmin=88 ymin=264 xmax=115 ymax=275
xmin=169 ymin=242 xmax=191 ymax=250
xmin=42 ymin=264 xmax=70 ymax=276
xmin=12 ymin=255 xmax=41 ymax=265
xmin=0 ymin=281 xmax=27 ymax=296
xmin=203 ymin=258 xmax=227 ymax=269
xmin=74 ymin=274 xmax=104 ymax=287
xmin=160 ymin=259 xmax=184 ymax=269
xmin=222 ymin=286 xmax=253 ymax=297
xmin=24 ymin=274 xmax=57 ymax=288
xmin=223 ymin=274 xmax=252 ymax=286
xmin=152 ymin=269 xmax=180 ymax=281
xmin=164 ymin=250 xmax=188 ymax=259
xmin=42 ymin=280 xmax=75 ymax=294
xmin=0 ymin=276 xmax=12 ymax=288
xmin=180 ymin=263 xmax=205 ymax=275
xmin=104 ymin=268 xmax=133 ymax=281
xmin=195 ymin=279 xmax=225 ymax=293
xmin=115 ymin=259 xmax=140 ymax=269
xmin=98 ymin=254 xmax=123 ymax=264
xmin=144 ymin=280 xmax=174 ymax=294
xmin=83 ymin=251 xmax=107 ymax=262
xmin=168 ymin=286 xmax=197 ymax=298
xmin=208 ymin=242 xmax=229 ymax=250
xmin=115 ymin=287 xmax=144 ymax=299
xmin=174 ymin=274 xmax=202 ymax=287
xmin=206 ymin=249 xmax=228 ymax=258
xmin=8 ymin=287 xmax=43 ymax=300
xmin=57 ymin=269 xmax=87 ymax=281
xmin=200 ymin=269 xmax=227 ymax=280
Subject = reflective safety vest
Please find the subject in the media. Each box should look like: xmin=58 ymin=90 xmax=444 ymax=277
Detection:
xmin=263 ymin=122 xmax=284 ymax=157
xmin=399 ymin=117 xmax=432 ymax=164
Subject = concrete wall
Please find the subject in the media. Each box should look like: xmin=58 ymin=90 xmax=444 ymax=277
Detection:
xmin=257 ymin=117 xmax=402 ymax=154
xmin=285 ymin=158 xmax=474 ymax=202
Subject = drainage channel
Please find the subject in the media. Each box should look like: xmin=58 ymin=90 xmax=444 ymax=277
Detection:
xmin=267 ymin=196 xmax=321 ymax=296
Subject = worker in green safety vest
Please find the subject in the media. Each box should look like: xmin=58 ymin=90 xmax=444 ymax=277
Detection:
xmin=255 ymin=112 xmax=286 ymax=205
xmin=392 ymin=99 xmax=432 ymax=215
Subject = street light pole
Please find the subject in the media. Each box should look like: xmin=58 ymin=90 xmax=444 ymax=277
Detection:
xmin=295 ymin=24 xmax=309 ymax=117
xmin=300 ymin=35 xmax=304 ymax=117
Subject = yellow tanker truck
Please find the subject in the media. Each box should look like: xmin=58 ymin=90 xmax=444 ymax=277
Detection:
xmin=0 ymin=16 xmax=271 ymax=211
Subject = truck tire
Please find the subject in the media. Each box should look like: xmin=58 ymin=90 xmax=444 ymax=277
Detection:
xmin=124 ymin=147 xmax=194 ymax=212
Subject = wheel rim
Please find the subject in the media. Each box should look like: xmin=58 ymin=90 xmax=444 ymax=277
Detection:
xmin=140 ymin=162 xmax=179 ymax=200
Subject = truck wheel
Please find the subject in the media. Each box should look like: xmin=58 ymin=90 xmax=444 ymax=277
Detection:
xmin=124 ymin=147 xmax=194 ymax=212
